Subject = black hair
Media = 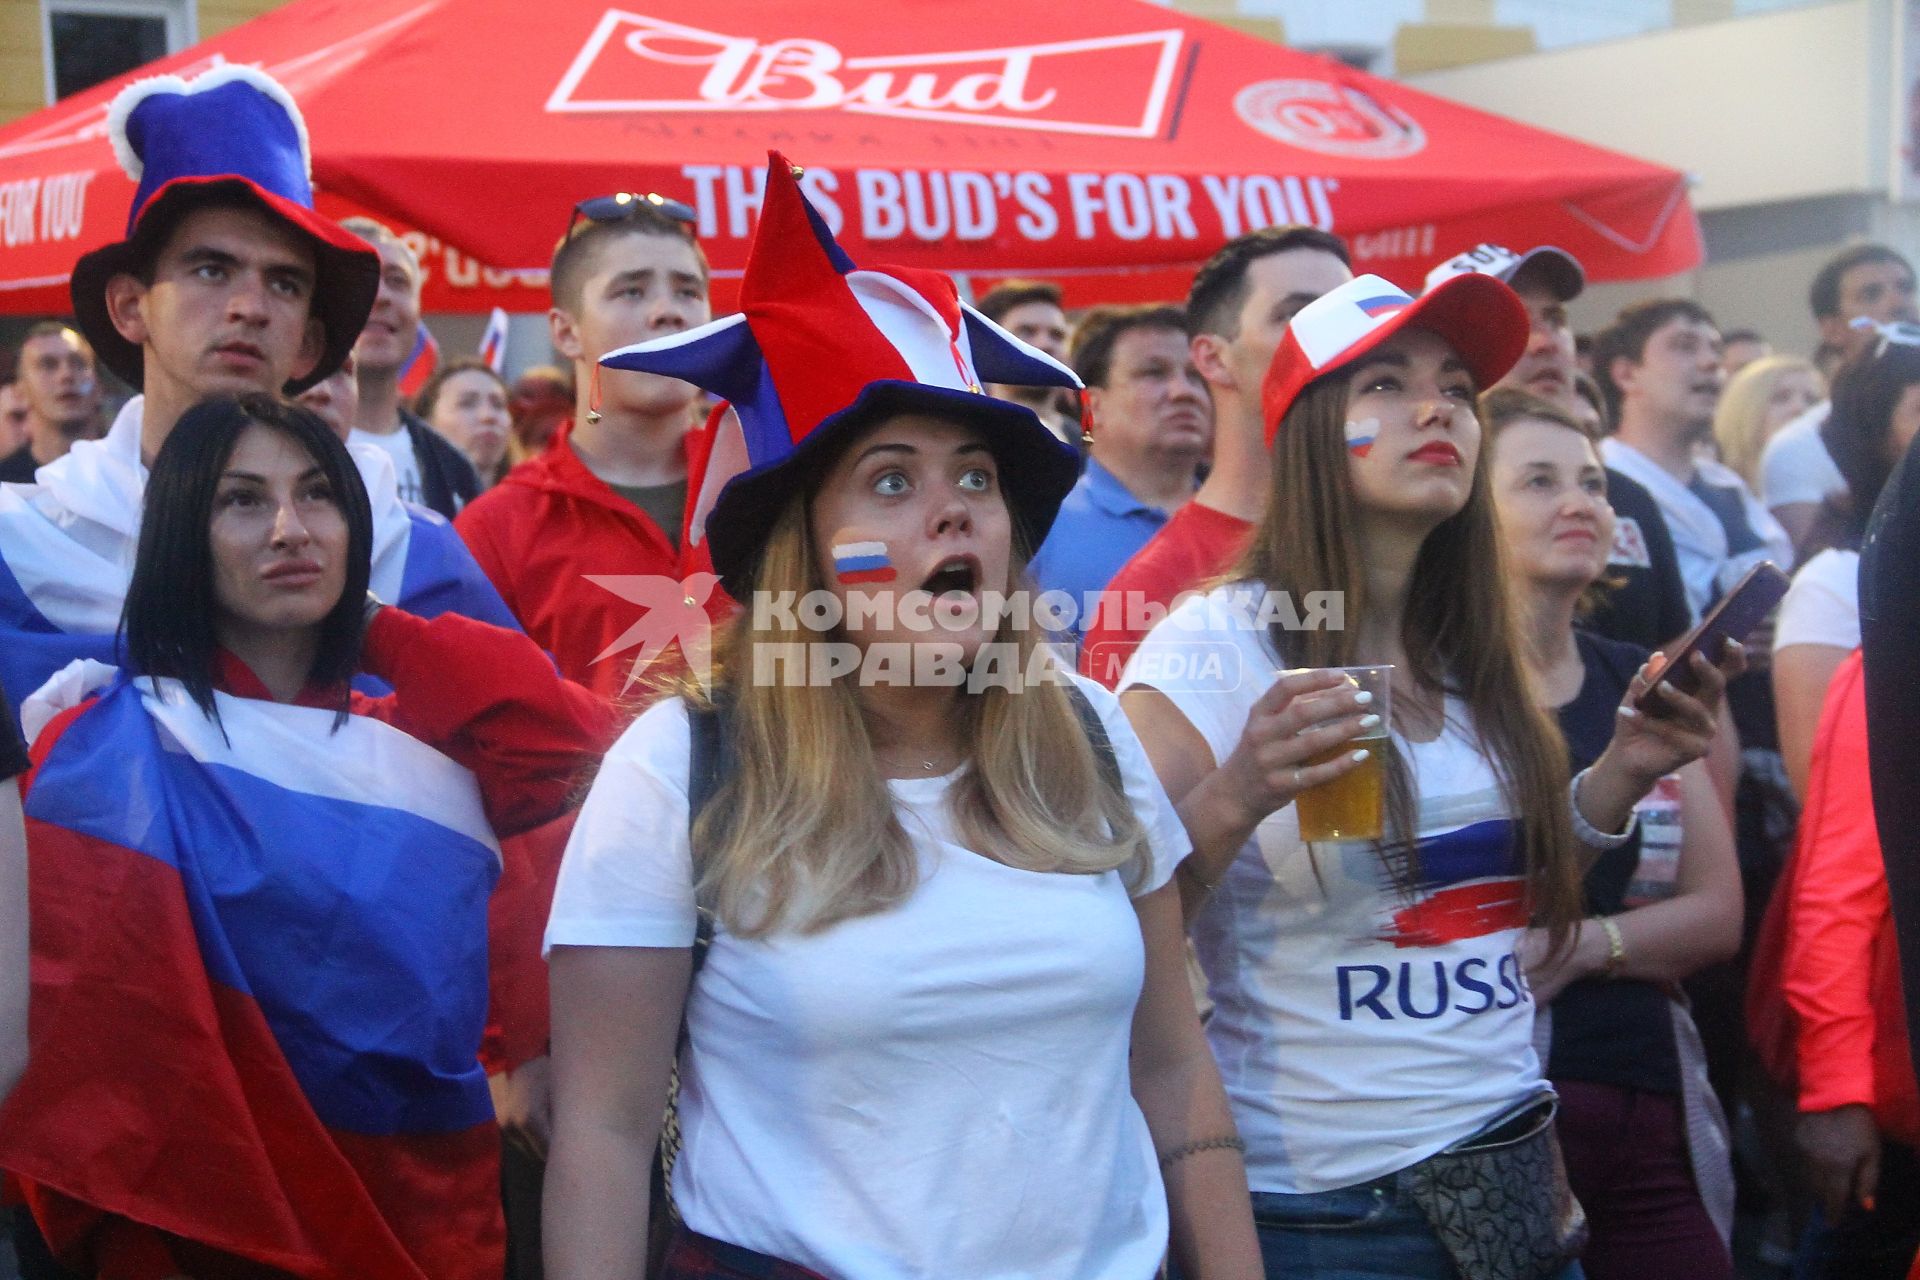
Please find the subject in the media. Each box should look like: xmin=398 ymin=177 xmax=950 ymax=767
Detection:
xmin=1810 ymin=244 xmax=1913 ymax=321
xmin=122 ymin=393 xmax=373 ymax=727
xmin=1590 ymin=297 xmax=1718 ymax=424
xmin=1068 ymin=304 xmax=1188 ymax=388
xmin=1185 ymin=226 xmax=1351 ymax=340
xmin=550 ymin=208 xmax=708 ymax=314
xmin=1815 ymin=343 xmax=1920 ymax=551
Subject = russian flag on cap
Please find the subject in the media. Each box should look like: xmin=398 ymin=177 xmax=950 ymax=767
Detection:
xmin=1288 ymin=277 xmax=1415 ymax=371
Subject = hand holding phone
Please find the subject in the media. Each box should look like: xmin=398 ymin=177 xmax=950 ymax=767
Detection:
xmin=1633 ymin=562 xmax=1788 ymax=712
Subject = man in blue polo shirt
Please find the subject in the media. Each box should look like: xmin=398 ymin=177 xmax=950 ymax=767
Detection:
xmin=1028 ymin=304 xmax=1211 ymax=641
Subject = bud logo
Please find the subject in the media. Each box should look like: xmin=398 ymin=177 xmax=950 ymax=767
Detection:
xmin=1234 ymin=79 xmax=1426 ymax=159
xmin=548 ymin=10 xmax=1187 ymax=138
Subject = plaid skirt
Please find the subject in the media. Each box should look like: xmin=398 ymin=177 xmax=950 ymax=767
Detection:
xmin=657 ymin=1226 xmax=832 ymax=1280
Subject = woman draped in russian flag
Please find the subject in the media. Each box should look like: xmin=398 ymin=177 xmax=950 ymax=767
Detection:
xmin=0 ymin=394 xmax=614 ymax=1280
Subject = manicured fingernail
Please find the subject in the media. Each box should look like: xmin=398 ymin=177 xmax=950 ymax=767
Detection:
xmin=1358 ymin=713 xmax=1381 ymax=730
xmin=1353 ymin=690 xmax=1373 ymax=705
xmin=1350 ymin=748 xmax=1370 ymax=763
xmin=1618 ymin=705 xmax=1642 ymax=720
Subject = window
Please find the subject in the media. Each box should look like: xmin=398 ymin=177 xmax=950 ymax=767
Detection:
xmin=42 ymin=0 xmax=195 ymax=104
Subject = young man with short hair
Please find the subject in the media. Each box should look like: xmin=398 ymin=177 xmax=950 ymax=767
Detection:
xmin=1764 ymin=244 xmax=1919 ymax=548
xmin=458 ymin=197 xmax=726 ymax=701
xmin=340 ymin=216 xmax=481 ymax=518
xmin=1027 ymin=304 xmax=1209 ymax=636
xmin=1080 ymin=226 xmax=1351 ymax=685
xmin=0 ymin=323 xmax=102 ymax=483
xmin=1425 ymin=243 xmax=1693 ymax=650
xmin=1597 ymin=298 xmax=1791 ymax=620
xmin=977 ymin=278 xmax=1078 ymax=441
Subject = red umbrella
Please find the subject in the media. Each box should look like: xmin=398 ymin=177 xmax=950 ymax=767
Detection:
xmin=0 ymin=0 xmax=1700 ymax=315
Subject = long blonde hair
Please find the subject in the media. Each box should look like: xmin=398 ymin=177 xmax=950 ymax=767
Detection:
xmin=1236 ymin=374 xmax=1583 ymax=945
xmin=676 ymin=496 xmax=1148 ymax=938
xmin=1713 ymin=355 xmax=1825 ymax=489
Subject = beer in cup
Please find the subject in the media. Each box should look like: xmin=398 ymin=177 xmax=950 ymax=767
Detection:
xmin=1294 ymin=664 xmax=1391 ymax=842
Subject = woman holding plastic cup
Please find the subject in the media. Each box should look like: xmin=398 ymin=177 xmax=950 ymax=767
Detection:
xmin=1121 ymin=274 xmax=1723 ymax=1279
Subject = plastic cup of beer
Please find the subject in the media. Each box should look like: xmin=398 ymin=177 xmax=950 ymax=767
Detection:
xmin=1293 ymin=664 xmax=1391 ymax=843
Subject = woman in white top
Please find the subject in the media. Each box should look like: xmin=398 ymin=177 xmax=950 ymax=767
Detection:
xmin=1122 ymin=276 xmax=1729 ymax=1280
xmin=1775 ymin=330 xmax=1920 ymax=797
xmin=1711 ymin=355 xmax=1824 ymax=498
xmin=541 ymin=156 xmax=1260 ymax=1280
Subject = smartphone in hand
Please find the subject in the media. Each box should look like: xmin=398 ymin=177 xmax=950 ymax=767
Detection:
xmin=1633 ymin=561 xmax=1790 ymax=712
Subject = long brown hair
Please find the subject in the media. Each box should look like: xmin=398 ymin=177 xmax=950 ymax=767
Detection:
xmin=1235 ymin=373 xmax=1582 ymax=942
xmin=673 ymin=495 xmax=1149 ymax=939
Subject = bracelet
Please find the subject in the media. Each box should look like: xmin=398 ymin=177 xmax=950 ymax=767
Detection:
xmin=1597 ymin=915 xmax=1627 ymax=978
xmin=1569 ymin=767 xmax=1638 ymax=850
xmin=1158 ymin=1134 xmax=1246 ymax=1170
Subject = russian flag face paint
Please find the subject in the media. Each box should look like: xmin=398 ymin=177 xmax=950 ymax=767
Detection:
xmin=831 ymin=539 xmax=895 ymax=584
xmin=1344 ymin=417 xmax=1379 ymax=458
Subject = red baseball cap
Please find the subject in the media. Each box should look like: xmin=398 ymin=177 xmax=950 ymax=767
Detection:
xmin=1260 ymin=273 xmax=1529 ymax=445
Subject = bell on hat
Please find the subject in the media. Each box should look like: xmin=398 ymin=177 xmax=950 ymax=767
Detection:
xmin=602 ymin=151 xmax=1085 ymax=600
xmin=70 ymin=64 xmax=380 ymax=395
xmin=1261 ymin=273 xmax=1531 ymax=445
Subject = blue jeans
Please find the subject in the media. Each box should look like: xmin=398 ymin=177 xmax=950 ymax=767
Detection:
xmin=1250 ymin=1176 xmax=1587 ymax=1280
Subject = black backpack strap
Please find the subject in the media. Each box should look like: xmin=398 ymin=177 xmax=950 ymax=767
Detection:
xmin=1062 ymin=679 xmax=1124 ymax=798
xmin=684 ymin=699 xmax=728 ymax=974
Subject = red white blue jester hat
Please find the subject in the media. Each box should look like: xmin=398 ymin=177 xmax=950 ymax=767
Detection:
xmin=70 ymin=65 xmax=380 ymax=394
xmin=601 ymin=151 xmax=1085 ymax=598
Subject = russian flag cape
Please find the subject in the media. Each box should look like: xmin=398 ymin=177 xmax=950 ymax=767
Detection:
xmin=0 ymin=398 xmax=518 ymax=717
xmin=0 ymin=662 xmax=505 ymax=1279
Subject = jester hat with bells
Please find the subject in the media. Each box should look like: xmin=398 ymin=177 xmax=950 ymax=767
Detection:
xmin=600 ymin=152 xmax=1085 ymax=600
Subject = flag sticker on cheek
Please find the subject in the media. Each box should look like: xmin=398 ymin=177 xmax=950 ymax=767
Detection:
xmin=832 ymin=538 xmax=896 ymax=584
xmin=1344 ymin=418 xmax=1379 ymax=458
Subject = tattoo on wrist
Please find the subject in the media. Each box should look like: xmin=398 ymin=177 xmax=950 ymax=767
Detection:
xmin=1158 ymin=1135 xmax=1246 ymax=1170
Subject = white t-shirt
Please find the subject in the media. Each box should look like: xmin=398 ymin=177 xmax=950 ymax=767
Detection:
xmin=349 ymin=425 xmax=424 ymax=507
xmin=1120 ymin=584 xmax=1544 ymax=1194
xmin=545 ymin=674 xmax=1188 ymax=1280
xmin=1760 ymin=405 xmax=1846 ymax=511
xmin=1775 ymin=547 xmax=1861 ymax=653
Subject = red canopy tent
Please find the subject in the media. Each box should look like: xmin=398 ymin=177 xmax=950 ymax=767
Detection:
xmin=0 ymin=0 xmax=1701 ymax=315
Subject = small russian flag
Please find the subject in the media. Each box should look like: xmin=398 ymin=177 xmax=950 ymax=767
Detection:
xmin=397 ymin=320 xmax=440 ymax=399
xmin=832 ymin=541 xmax=895 ymax=584
xmin=1355 ymin=293 xmax=1410 ymax=317
xmin=478 ymin=307 xmax=509 ymax=374
xmin=1344 ymin=419 xmax=1377 ymax=458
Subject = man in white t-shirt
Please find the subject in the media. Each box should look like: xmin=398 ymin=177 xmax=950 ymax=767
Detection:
xmin=1762 ymin=244 xmax=1916 ymax=549
xmin=342 ymin=217 xmax=482 ymax=518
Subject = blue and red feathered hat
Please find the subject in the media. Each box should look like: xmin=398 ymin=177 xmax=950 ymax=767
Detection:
xmin=601 ymin=151 xmax=1084 ymax=598
xmin=71 ymin=65 xmax=380 ymax=394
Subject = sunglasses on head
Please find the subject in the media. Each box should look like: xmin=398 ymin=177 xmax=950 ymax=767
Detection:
xmin=565 ymin=192 xmax=698 ymax=243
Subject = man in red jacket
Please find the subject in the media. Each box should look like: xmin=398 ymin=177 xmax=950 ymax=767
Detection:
xmin=1079 ymin=226 xmax=1350 ymax=686
xmin=454 ymin=193 xmax=728 ymax=1279
xmin=457 ymin=195 xmax=727 ymax=705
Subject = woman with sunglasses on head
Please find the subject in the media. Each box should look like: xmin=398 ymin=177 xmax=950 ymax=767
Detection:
xmin=1483 ymin=387 xmax=1741 ymax=1279
xmin=543 ymin=157 xmax=1261 ymax=1280
xmin=1121 ymin=277 xmax=1733 ymax=1280
xmin=0 ymin=394 xmax=613 ymax=1280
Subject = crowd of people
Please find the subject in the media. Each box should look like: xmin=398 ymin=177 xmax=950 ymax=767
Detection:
xmin=0 ymin=61 xmax=1913 ymax=1280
